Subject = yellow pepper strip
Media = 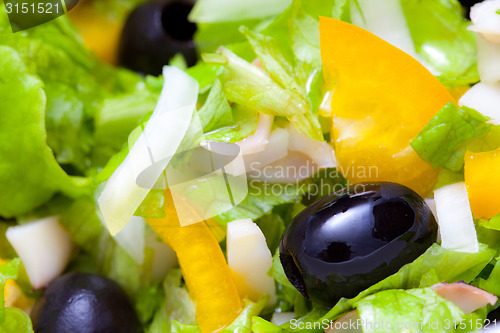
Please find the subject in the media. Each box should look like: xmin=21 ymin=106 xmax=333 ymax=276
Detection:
xmin=69 ymin=4 xmax=122 ymax=65
xmin=0 ymin=259 xmax=33 ymax=311
xmin=319 ymin=17 xmax=454 ymax=196
xmin=464 ymin=148 xmax=500 ymax=219
xmin=146 ymin=192 xmax=242 ymax=333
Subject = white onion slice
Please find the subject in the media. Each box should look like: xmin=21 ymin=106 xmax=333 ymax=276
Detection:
xmin=433 ymin=182 xmax=479 ymax=253
xmin=227 ymin=219 xmax=276 ymax=304
xmin=476 ymin=35 xmax=500 ymax=83
xmin=225 ymin=127 xmax=288 ymax=176
xmin=248 ymin=152 xmax=317 ymax=183
xmin=459 ymin=82 xmax=500 ymax=125
xmin=288 ymin=125 xmax=337 ymax=169
xmin=351 ymin=0 xmax=415 ymax=55
xmin=469 ymin=0 xmax=500 ymax=44
xmin=271 ymin=312 xmax=295 ymax=326
xmin=145 ymin=228 xmax=177 ymax=282
xmin=98 ymin=66 xmax=199 ymax=235
xmin=237 ymin=113 xmax=274 ymax=155
xmin=6 ymin=216 xmax=73 ymax=289
xmin=113 ymin=216 xmax=145 ymax=265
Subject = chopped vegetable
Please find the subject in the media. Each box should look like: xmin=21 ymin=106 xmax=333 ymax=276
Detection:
xmin=98 ymin=66 xmax=199 ymax=235
xmin=6 ymin=216 xmax=73 ymax=289
xmin=319 ymin=17 xmax=453 ymax=196
xmin=146 ymin=191 xmax=242 ymax=333
xmin=464 ymin=147 xmax=500 ymax=218
xmin=411 ymin=102 xmax=492 ymax=172
xmin=459 ymin=82 xmax=500 ymax=125
xmin=434 ymin=182 xmax=479 ymax=253
xmin=227 ymin=219 xmax=276 ymax=304
xmin=0 ymin=259 xmax=33 ymax=333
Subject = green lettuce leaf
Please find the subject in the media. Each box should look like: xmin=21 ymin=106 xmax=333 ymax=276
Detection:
xmin=203 ymin=47 xmax=323 ymax=140
xmin=44 ymin=82 xmax=93 ymax=171
xmin=475 ymin=254 xmax=500 ymax=297
xmin=411 ymin=103 xmax=492 ymax=172
xmin=147 ymin=270 xmax=197 ymax=333
xmin=0 ymin=259 xmax=33 ymax=333
xmin=477 ymin=214 xmax=500 ymax=232
xmin=214 ymin=168 xmax=346 ymax=225
xmin=356 ymin=288 xmax=467 ymax=333
xmin=197 ymin=79 xmax=233 ymax=132
xmin=401 ymin=0 xmax=479 ymax=86
xmin=252 ymin=317 xmax=286 ymax=333
xmin=0 ymin=45 xmax=88 ymax=218
xmin=189 ymin=0 xmax=291 ymax=24
xmin=322 ymin=244 xmax=495 ymax=321
xmin=203 ymin=104 xmax=259 ymax=143
xmin=222 ymin=298 xmax=268 ymax=333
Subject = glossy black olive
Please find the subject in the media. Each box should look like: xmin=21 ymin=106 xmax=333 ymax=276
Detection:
xmin=30 ymin=272 xmax=143 ymax=333
xmin=118 ymin=0 xmax=197 ymax=76
xmin=279 ymin=182 xmax=438 ymax=307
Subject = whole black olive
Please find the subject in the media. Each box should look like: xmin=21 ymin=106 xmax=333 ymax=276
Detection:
xmin=279 ymin=182 xmax=438 ymax=307
xmin=30 ymin=272 xmax=143 ymax=333
xmin=118 ymin=0 xmax=197 ymax=76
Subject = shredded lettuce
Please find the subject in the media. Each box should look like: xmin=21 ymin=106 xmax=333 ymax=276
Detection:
xmin=189 ymin=0 xmax=291 ymax=23
xmin=147 ymin=270 xmax=197 ymax=332
xmin=322 ymin=244 xmax=495 ymax=321
xmin=0 ymin=259 xmax=33 ymax=333
xmin=0 ymin=45 xmax=89 ymax=218
xmin=411 ymin=103 xmax=492 ymax=172
xmin=214 ymin=168 xmax=346 ymax=225
xmin=356 ymin=288 xmax=471 ymax=333
xmin=197 ymin=79 xmax=233 ymax=132
xmin=401 ymin=0 xmax=479 ymax=86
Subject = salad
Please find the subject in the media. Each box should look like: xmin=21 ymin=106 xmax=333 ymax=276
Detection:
xmin=1 ymin=0 xmax=500 ymax=332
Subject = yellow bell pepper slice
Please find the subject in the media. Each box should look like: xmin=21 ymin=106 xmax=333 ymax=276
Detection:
xmin=319 ymin=17 xmax=454 ymax=196
xmin=146 ymin=192 xmax=242 ymax=333
xmin=69 ymin=5 xmax=122 ymax=65
xmin=0 ymin=259 xmax=32 ymax=311
xmin=464 ymin=148 xmax=500 ymax=219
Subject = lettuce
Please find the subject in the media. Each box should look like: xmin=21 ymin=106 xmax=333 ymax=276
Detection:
xmin=222 ymin=298 xmax=268 ymax=333
xmin=147 ymin=270 xmax=197 ymax=333
xmin=203 ymin=47 xmax=323 ymax=140
xmin=356 ymin=288 xmax=471 ymax=333
xmin=0 ymin=45 xmax=89 ymax=218
xmin=190 ymin=0 xmax=291 ymax=24
xmin=203 ymin=104 xmax=259 ymax=143
xmin=0 ymin=259 xmax=33 ymax=333
xmin=214 ymin=168 xmax=346 ymax=225
xmin=401 ymin=0 xmax=479 ymax=86
xmin=0 ymin=6 xmax=163 ymax=217
xmin=190 ymin=0 xmax=291 ymax=53
xmin=322 ymin=244 xmax=495 ymax=321
xmin=411 ymin=103 xmax=492 ymax=172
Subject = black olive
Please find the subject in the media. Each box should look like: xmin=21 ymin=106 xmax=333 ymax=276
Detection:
xmin=30 ymin=272 xmax=143 ymax=333
xmin=118 ymin=0 xmax=197 ymax=76
xmin=279 ymin=182 xmax=438 ymax=307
